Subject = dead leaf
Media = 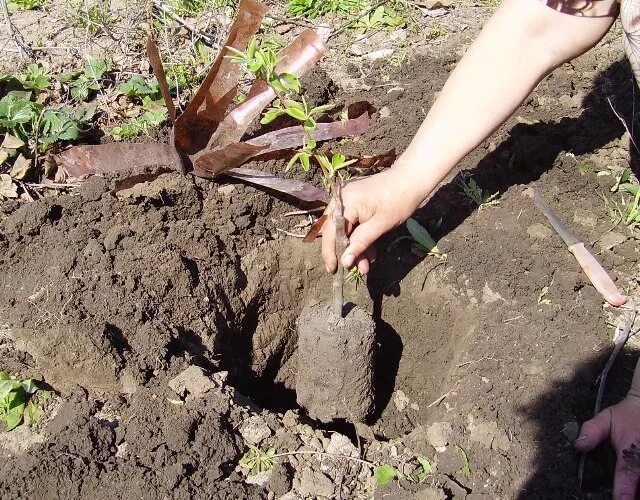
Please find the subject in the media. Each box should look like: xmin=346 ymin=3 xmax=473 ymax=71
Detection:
xmin=2 ymin=134 xmax=25 ymax=150
xmin=0 ymin=149 xmax=8 ymax=166
xmin=10 ymin=154 xmax=32 ymax=180
xmin=0 ymin=174 xmax=18 ymax=199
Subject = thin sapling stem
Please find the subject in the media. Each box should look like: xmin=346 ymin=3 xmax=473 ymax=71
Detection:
xmin=331 ymin=178 xmax=348 ymax=318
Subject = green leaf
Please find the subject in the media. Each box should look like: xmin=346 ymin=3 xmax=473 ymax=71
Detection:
xmin=0 ymin=379 xmax=22 ymax=400
xmin=279 ymin=72 xmax=301 ymax=93
xmin=375 ymin=465 xmax=398 ymax=486
xmin=260 ymin=109 xmax=281 ymax=125
xmin=0 ymin=372 xmax=10 ymax=380
xmin=84 ymin=59 xmax=108 ymax=80
xmin=285 ymin=152 xmax=301 ymax=172
xmin=23 ymin=399 xmax=41 ymax=426
xmin=283 ymin=99 xmax=305 ymax=112
xmin=611 ymin=169 xmax=631 ymax=193
xmin=300 ymin=152 xmax=310 ymax=171
xmin=406 ymin=218 xmax=440 ymax=255
xmin=309 ymin=103 xmax=333 ymax=116
xmin=303 ymin=118 xmax=316 ymax=132
xmin=455 ymin=445 xmax=472 ymax=478
xmin=621 ymin=183 xmax=639 ymax=196
xmin=3 ymin=405 xmax=24 ymax=431
xmin=284 ymin=107 xmax=307 ymax=121
xmin=416 ymin=456 xmax=433 ymax=482
xmin=20 ymin=379 xmax=38 ymax=394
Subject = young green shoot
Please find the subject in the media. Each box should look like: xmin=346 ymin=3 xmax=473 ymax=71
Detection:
xmin=239 ymin=444 xmax=276 ymax=474
xmin=228 ymin=36 xmax=358 ymax=318
xmin=0 ymin=372 xmax=53 ymax=431
xmin=458 ymin=173 xmax=499 ymax=208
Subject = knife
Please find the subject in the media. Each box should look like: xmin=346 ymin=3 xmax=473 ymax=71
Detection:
xmin=533 ymin=190 xmax=627 ymax=307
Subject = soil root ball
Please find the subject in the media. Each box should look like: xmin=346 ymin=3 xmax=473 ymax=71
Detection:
xmin=296 ymin=300 xmax=375 ymax=422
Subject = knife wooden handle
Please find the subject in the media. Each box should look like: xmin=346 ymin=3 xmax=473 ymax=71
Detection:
xmin=568 ymin=243 xmax=627 ymax=307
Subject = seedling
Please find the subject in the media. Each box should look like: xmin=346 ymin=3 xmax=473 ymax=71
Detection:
xmin=602 ymin=187 xmax=640 ymax=231
xmin=60 ymin=59 xmax=109 ymax=101
xmin=0 ymin=372 xmax=52 ymax=431
xmin=391 ymin=218 xmax=442 ymax=257
xmin=458 ymin=172 xmax=499 ymax=208
xmin=375 ymin=464 xmax=401 ymax=486
xmin=427 ymin=25 xmax=446 ymax=39
xmin=8 ymin=0 xmax=47 ymax=9
xmin=354 ymin=5 xmax=404 ymax=34
xmin=288 ymin=0 xmax=368 ymax=18
xmin=67 ymin=0 xmax=119 ymax=35
xmin=239 ymin=444 xmax=276 ymax=474
xmin=611 ymin=168 xmax=631 ymax=193
xmin=416 ymin=456 xmax=433 ymax=482
xmin=18 ymin=64 xmax=51 ymax=92
xmin=455 ymin=445 xmax=472 ymax=478
xmin=229 ymin=36 xmax=359 ymax=316
xmin=537 ymin=285 xmax=551 ymax=306
xmin=345 ymin=266 xmax=366 ymax=289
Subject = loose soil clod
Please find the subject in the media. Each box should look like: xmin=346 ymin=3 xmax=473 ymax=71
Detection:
xmin=296 ymin=300 xmax=375 ymax=422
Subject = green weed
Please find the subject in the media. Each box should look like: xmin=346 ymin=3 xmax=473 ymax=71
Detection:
xmin=427 ymin=25 xmax=446 ymax=39
xmin=110 ymin=108 xmax=168 ymax=141
xmin=345 ymin=266 xmax=366 ymax=288
xmin=19 ymin=64 xmax=51 ymax=92
xmin=455 ymin=445 xmax=472 ymax=478
xmin=8 ymin=0 xmax=47 ymax=10
xmin=375 ymin=464 xmax=400 ymax=486
xmin=288 ymin=0 xmax=368 ymax=18
xmin=0 ymin=372 xmax=53 ymax=431
xmin=458 ymin=173 xmax=499 ymax=208
xmin=354 ymin=5 xmax=405 ymax=34
xmin=239 ymin=444 xmax=276 ymax=474
xmin=60 ymin=58 xmax=109 ymax=101
xmin=68 ymin=0 xmax=118 ymax=34
xmin=416 ymin=456 xmax=433 ymax=482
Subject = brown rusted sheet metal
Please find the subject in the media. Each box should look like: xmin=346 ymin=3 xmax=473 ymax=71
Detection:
xmin=206 ymin=29 xmax=327 ymax=149
xmin=194 ymin=112 xmax=371 ymax=176
xmin=303 ymin=213 xmax=328 ymax=242
xmin=58 ymin=143 xmax=182 ymax=177
xmin=146 ymin=38 xmax=177 ymax=123
xmin=225 ymin=167 xmax=328 ymax=202
xmin=173 ymin=0 xmax=267 ymax=154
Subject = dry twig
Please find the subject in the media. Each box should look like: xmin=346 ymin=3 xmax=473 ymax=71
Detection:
xmin=0 ymin=0 xmax=32 ymax=59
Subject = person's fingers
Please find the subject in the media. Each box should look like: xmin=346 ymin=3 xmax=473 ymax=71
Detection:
xmin=322 ymin=217 xmax=337 ymax=273
xmin=613 ymin=449 xmax=640 ymax=500
xmin=356 ymin=255 xmax=370 ymax=275
xmin=574 ymin=408 xmax=612 ymax=452
xmin=342 ymin=216 xmax=384 ymax=268
xmin=365 ymin=246 xmax=377 ymax=264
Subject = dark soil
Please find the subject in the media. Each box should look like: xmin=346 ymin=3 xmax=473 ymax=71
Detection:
xmin=1 ymin=24 xmax=639 ymax=500
xmin=296 ymin=300 xmax=375 ymax=423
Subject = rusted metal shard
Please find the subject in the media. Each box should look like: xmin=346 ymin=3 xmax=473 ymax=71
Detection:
xmin=192 ymin=143 xmax=267 ymax=179
xmin=195 ymin=112 xmax=371 ymax=176
xmin=351 ymin=149 xmax=396 ymax=174
xmin=173 ymin=0 xmax=267 ymax=153
xmin=224 ymin=167 xmax=328 ymax=202
xmin=146 ymin=38 xmax=176 ymax=123
xmin=207 ymin=29 xmax=327 ymax=149
xmin=303 ymin=213 xmax=328 ymax=243
xmin=58 ymin=143 xmax=182 ymax=177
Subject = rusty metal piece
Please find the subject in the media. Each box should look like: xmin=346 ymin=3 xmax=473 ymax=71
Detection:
xmin=225 ymin=167 xmax=328 ymax=202
xmin=303 ymin=213 xmax=328 ymax=242
xmin=146 ymin=38 xmax=177 ymax=124
xmin=58 ymin=143 xmax=182 ymax=177
xmin=194 ymin=112 xmax=371 ymax=176
xmin=173 ymin=0 xmax=267 ymax=154
xmin=204 ymin=29 xmax=327 ymax=150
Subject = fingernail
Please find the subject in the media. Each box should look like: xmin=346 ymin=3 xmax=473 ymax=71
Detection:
xmin=574 ymin=436 xmax=588 ymax=443
xmin=325 ymin=264 xmax=332 ymax=273
xmin=342 ymin=253 xmax=355 ymax=268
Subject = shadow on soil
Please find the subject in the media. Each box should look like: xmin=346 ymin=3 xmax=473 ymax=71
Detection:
xmin=361 ymin=59 xmax=636 ymax=307
xmin=517 ymin=347 xmax=639 ymax=498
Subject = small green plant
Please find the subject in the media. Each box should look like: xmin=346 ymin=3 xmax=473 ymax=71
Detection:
xmin=0 ymin=93 xmax=97 ymax=149
xmin=0 ymin=372 xmax=52 ymax=431
xmin=288 ymin=0 xmax=368 ymax=18
xmin=8 ymin=0 xmax=47 ymax=10
xmin=345 ymin=266 xmax=366 ymax=289
xmin=416 ymin=456 xmax=433 ymax=482
xmin=117 ymin=74 xmax=165 ymax=108
xmin=427 ymin=25 xmax=446 ymax=39
xmin=18 ymin=64 xmax=51 ymax=92
xmin=61 ymin=58 xmax=108 ymax=101
xmin=611 ymin=168 xmax=631 ymax=193
xmin=239 ymin=444 xmax=276 ymax=474
xmin=110 ymin=108 xmax=168 ymax=141
xmin=391 ymin=218 xmax=441 ymax=257
xmin=375 ymin=464 xmax=400 ymax=486
xmin=354 ymin=5 xmax=405 ymax=34
xmin=458 ymin=173 xmax=499 ymax=208
xmin=537 ymin=285 xmax=551 ymax=306
xmin=455 ymin=445 xmax=472 ymax=478
xmin=68 ymin=0 xmax=118 ymax=34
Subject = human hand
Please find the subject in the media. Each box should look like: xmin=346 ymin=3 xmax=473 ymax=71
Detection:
xmin=321 ymin=166 xmax=426 ymax=275
xmin=575 ymin=392 xmax=640 ymax=499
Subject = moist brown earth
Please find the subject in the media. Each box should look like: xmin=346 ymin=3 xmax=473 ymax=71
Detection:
xmin=1 ymin=19 xmax=640 ymax=500
xmin=296 ymin=300 xmax=376 ymax=422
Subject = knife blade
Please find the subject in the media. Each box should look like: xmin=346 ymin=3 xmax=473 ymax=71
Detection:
xmin=533 ymin=190 xmax=627 ymax=307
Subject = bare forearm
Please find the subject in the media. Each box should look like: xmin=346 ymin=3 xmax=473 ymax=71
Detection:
xmin=396 ymin=0 xmax=617 ymax=202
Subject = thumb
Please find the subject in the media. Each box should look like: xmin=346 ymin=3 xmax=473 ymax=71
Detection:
xmin=574 ymin=408 xmax=612 ymax=452
xmin=341 ymin=216 xmax=384 ymax=269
